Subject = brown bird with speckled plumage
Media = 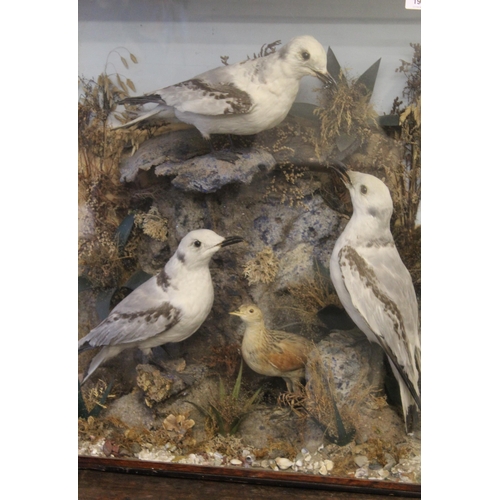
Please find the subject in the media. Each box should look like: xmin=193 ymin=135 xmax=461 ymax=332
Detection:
xmin=229 ymin=304 xmax=313 ymax=393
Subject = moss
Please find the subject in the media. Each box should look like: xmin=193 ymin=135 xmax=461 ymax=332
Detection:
xmin=134 ymin=206 xmax=169 ymax=242
xmin=243 ymin=247 xmax=280 ymax=285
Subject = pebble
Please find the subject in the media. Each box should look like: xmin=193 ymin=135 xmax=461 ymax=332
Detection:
xmin=324 ymin=459 xmax=334 ymax=471
xmin=276 ymin=457 xmax=294 ymax=470
xmin=319 ymin=463 xmax=328 ymax=475
xmin=378 ymin=469 xmax=391 ymax=479
xmin=230 ymin=459 xmax=242 ymax=466
xmin=384 ymin=453 xmax=397 ymax=469
xmin=354 ymin=455 xmax=369 ymax=467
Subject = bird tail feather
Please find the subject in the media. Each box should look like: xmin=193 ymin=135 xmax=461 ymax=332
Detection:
xmin=111 ymin=107 xmax=164 ymax=130
xmin=81 ymin=345 xmax=119 ymax=384
xmin=389 ymin=360 xmax=420 ymax=433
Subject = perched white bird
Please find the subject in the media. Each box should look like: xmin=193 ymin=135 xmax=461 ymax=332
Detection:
xmin=113 ymin=35 xmax=334 ymax=139
xmin=329 ymin=166 xmax=421 ymax=432
xmin=78 ymin=229 xmax=243 ymax=383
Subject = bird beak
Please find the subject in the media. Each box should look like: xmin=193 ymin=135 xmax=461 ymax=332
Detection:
xmin=220 ymin=236 xmax=244 ymax=247
xmin=314 ymin=70 xmax=336 ymax=90
xmin=229 ymin=310 xmax=242 ymax=316
xmin=331 ymin=160 xmax=351 ymax=186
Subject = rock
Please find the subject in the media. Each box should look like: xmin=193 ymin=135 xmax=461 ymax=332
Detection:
xmin=104 ymin=391 xmax=154 ymax=429
xmin=354 ymin=455 xmax=369 ymax=467
xmin=308 ymin=329 xmax=385 ymax=402
xmin=135 ymin=364 xmax=187 ymax=407
xmin=156 ymin=149 xmax=277 ymax=193
xmin=120 ymin=129 xmax=277 ymax=193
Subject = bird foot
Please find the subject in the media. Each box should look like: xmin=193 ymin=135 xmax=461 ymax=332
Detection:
xmin=211 ymin=149 xmax=242 ymax=164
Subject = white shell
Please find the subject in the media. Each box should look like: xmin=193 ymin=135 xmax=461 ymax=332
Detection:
xmin=275 ymin=457 xmax=294 ymax=470
xmin=230 ymin=459 xmax=242 ymax=466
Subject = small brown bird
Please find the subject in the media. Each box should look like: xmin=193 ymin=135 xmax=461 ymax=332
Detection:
xmin=229 ymin=304 xmax=312 ymax=392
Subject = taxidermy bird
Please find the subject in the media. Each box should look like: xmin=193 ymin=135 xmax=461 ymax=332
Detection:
xmin=113 ymin=35 xmax=335 ymax=142
xmin=79 ymin=229 xmax=243 ymax=383
xmin=329 ymin=165 xmax=421 ymax=432
xmin=229 ymin=304 xmax=313 ymax=393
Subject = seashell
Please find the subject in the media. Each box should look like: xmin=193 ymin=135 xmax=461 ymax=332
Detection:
xmin=304 ymin=453 xmax=312 ymax=462
xmin=355 ymin=468 xmax=369 ymax=478
xmin=295 ymin=459 xmax=303 ymax=467
xmin=276 ymin=457 xmax=294 ymax=470
xmin=378 ymin=469 xmax=390 ymax=479
xmin=230 ymin=459 xmax=242 ymax=466
xmin=319 ymin=463 xmax=328 ymax=475
xmin=324 ymin=459 xmax=334 ymax=471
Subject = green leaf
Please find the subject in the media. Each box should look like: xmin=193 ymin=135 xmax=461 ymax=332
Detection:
xmin=231 ymin=360 xmax=243 ymax=400
xmin=209 ymin=404 xmax=228 ymax=436
xmin=78 ymin=276 xmax=93 ymax=293
xmin=185 ymin=401 xmax=209 ymax=418
xmin=124 ymin=270 xmax=152 ymax=290
xmin=96 ymin=287 xmax=117 ymax=321
xmin=246 ymin=387 xmax=262 ymax=408
xmin=219 ymin=377 xmax=226 ymax=400
xmin=355 ymin=58 xmax=381 ymax=99
xmin=330 ymin=395 xmax=355 ymax=446
xmin=327 ymin=47 xmax=343 ymax=84
xmin=115 ymin=213 xmax=136 ymax=254
xmin=230 ymin=417 xmax=244 ymax=435
xmin=289 ymin=102 xmax=319 ymax=122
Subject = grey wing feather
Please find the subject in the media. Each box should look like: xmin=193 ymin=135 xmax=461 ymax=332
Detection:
xmin=338 ymin=245 xmax=420 ymax=398
xmin=78 ymin=278 xmax=181 ymax=349
xmin=156 ymin=71 xmax=254 ymax=116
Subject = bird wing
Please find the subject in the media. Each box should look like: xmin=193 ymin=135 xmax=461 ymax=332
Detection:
xmin=265 ymin=332 xmax=311 ymax=372
xmin=338 ymin=244 xmax=420 ymax=403
xmin=154 ymin=69 xmax=255 ymax=117
xmin=79 ymin=277 xmax=182 ymax=349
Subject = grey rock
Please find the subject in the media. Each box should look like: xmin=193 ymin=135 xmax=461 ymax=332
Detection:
xmin=156 ymin=148 xmax=276 ymax=193
xmin=307 ymin=329 xmax=385 ymax=401
xmin=104 ymin=391 xmax=154 ymax=429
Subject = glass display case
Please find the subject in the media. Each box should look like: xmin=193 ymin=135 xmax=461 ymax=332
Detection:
xmin=78 ymin=0 xmax=421 ymax=495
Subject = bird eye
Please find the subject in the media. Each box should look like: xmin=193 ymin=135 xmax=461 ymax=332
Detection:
xmin=249 ymin=308 xmax=254 ymax=313
xmin=301 ymin=51 xmax=310 ymax=60
xmin=360 ymin=185 xmax=368 ymax=194
xmin=193 ymin=240 xmax=201 ymax=248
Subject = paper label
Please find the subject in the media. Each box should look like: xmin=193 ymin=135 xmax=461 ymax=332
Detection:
xmin=405 ymin=0 xmax=421 ymax=9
